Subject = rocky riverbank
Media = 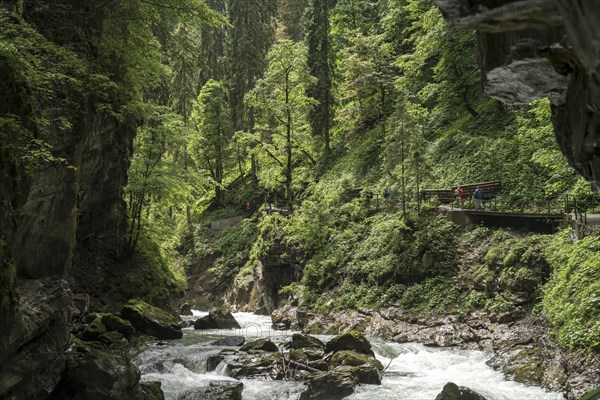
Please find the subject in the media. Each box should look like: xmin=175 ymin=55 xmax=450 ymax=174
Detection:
xmin=272 ymin=304 xmax=600 ymax=400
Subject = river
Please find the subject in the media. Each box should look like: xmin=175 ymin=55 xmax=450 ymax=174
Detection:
xmin=134 ymin=312 xmax=566 ymax=400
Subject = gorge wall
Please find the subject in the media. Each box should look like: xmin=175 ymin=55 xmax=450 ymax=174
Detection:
xmin=433 ymin=0 xmax=600 ymax=191
xmin=0 ymin=2 xmax=135 ymax=397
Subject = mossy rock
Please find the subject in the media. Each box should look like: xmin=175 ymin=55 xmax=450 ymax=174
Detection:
xmin=287 ymin=333 xmax=325 ymax=350
xmin=325 ymin=331 xmax=374 ymax=356
xmin=240 ymin=338 xmax=278 ymax=352
xmin=100 ymin=313 xmax=135 ymax=339
xmin=97 ymin=331 xmax=128 ymax=347
xmin=330 ymin=350 xmax=384 ymax=371
xmin=299 ymin=367 xmax=356 ymax=400
xmin=81 ymin=317 xmax=107 ymax=341
xmin=194 ymin=309 xmax=241 ymax=330
xmin=120 ymin=299 xmax=182 ymax=340
xmin=337 ymin=364 xmax=381 ymax=385
xmin=435 ymin=382 xmax=488 ymax=400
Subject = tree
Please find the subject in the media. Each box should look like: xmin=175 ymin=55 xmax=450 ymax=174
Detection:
xmin=278 ymin=0 xmax=309 ymax=41
xmin=191 ymin=79 xmax=231 ymax=206
xmin=305 ymin=0 xmax=334 ymax=153
xmin=337 ymin=32 xmax=396 ymax=133
xmin=228 ymin=0 xmax=277 ymax=178
xmin=245 ymin=40 xmax=317 ymax=211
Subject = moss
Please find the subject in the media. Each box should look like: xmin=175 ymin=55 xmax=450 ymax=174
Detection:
xmin=124 ymin=298 xmax=179 ymax=325
xmin=484 ymin=246 xmax=503 ymax=266
xmin=108 ymin=234 xmax=185 ymax=309
xmin=503 ymin=249 xmax=520 ymax=268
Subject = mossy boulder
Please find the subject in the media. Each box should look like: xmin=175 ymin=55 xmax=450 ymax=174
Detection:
xmin=287 ymin=333 xmax=325 ymax=350
xmin=81 ymin=316 xmax=107 ymax=341
xmin=240 ymin=338 xmax=278 ymax=352
xmin=225 ymin=351 xmax=283 ymax=379
xmin=212 ymin=336 xmax=246 ymax=347
xmin=194 ymin=309 xmax=241 ymax=330
xmin=179 ymin=381 xmax=243 ymax=400
xmin=299 ymin=367 xmax=357 ymax=400
xmin=324 ymin=331 xmax=375 ymax=356
xmin=66 ymin=352 xmax=144 ymax=400
xmin=97 ymin=331 xmax=128 ymax=347
xmin=330 ymin=350 xmax=384 ymax=371
xmin=100 ymin=313 xmax=135 ymax=339
xmin=120 ymin=299 xmax=182 ymax=340
xmin=435 ymin=382 xmax=488 ymax=400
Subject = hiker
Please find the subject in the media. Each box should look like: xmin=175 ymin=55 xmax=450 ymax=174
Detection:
xmin=474 ymin=186 xmax=484 ymax=210
xmin=455 ymin=186 xmax=465 ymax=208
xmin=245 ymin=202 xmax=251 ymax=213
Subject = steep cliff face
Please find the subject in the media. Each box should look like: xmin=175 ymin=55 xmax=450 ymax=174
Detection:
xmin=434 ymin=0 xmax=600 ymax=190
xmin=0 ymin=3 xmax=134 ymax=397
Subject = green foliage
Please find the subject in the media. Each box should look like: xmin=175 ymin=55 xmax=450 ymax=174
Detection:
xmin=543 ymin=230 xmax=600 ymax=351
xmin=400 ymin=277 xmax=460 ymax=312
xmin=108 ymin=234 xmax=185 ymax=308
xmin=485 ymin=294 xmax=512 ymax=313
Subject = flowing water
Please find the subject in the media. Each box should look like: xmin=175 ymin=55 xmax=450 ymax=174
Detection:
xmin=134 ymin=312 xmax=566 ymax=400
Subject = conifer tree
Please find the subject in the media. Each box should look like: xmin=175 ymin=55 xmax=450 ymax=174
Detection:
xmin=305 ymin=0 xmax=334 ymax=153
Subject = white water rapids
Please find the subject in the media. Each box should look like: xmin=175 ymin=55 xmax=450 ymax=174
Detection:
xmin=133 ymin=312 xmax=566 ymax=400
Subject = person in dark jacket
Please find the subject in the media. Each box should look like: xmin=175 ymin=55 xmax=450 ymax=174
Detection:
xmin=474 ymin=186 xmax=484 ymax=210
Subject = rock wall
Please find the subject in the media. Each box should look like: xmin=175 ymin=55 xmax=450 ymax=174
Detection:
xmin=433 ymin=0 xmax=600 ymax=190
xmin=0 ymin=2 xmax=135 ymax=397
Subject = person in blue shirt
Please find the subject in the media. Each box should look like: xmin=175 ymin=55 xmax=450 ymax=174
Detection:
xmin=474 ymin=186 xmax=484 ymax=210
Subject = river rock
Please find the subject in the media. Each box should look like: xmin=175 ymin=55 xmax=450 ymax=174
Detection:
xmin=194 ymin=309 xmax=241 ymax=330
xmin=213 ymin=336 xmax=246 ymax=347
xmin=330 ymin=350 xmax=384 ymax=371
xmin=66 ymin=351 xmax=152 ymax=400
xmin=224 ymin=351 xmax=283 ymax=379
xmin=287 ymin=333 xmax=325 ymax=350
xmin=435 ymin=382 xmax=488 ymax=400
xmin=325 ymin=331 xmax=375 ymax=356
xmin=240 ymin=338 xmax=278 ymax=352
xmin=179 ymin=380 xmax=243 ymax=400
xmin=180 ymin=303 xmax=193 ymax=316
xmin=299 ymin=366 xmax=357 ymax=400
xmin=120 ymin=299 xmax=182 ymax=340
xmin=0 ymin=278 xmax=70 ymax=400
xmin=100 ymin=313 xmax=135 ymax=339
xmin=81 ymin=316 xmax=107 ymax=341
xmin=140 ymin=381 xmax=165 ymax=400
xmin=271 ymin=304 xmax=307 ymax=330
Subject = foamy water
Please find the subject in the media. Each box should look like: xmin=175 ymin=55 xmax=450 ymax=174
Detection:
xmin=134 ymin=312 xmax=565 ymax=400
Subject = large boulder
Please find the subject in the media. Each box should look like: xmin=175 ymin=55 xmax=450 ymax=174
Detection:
xmin=80 ymin=316 xmax=108 ymax=341
xmin=325 ymin=331 xmax=375 ymax=356
xmin=240 ymin=338 xmax=278 ymax=352
xmin=120 ymin=299 xmax=182 ymax=340
xmin=435 ymin=382 xmax=488 ymax=400
xmin=219 ymin=350 xmax=283 ymax=379
xmin=100 ymin=313 xmax=135 ymax=340
xmin=299 ymin=367 xmax=357 ymax=400
xmin=140 ymin=381 xmax=165 ymax=400
xmin=287 ymin=333 xmax=325 ymax=350
xmin=66 ymin=352 xmax=157 ymax=400
xmin=194 ymin=309 xmax=241 ymax=330
xmin=212 ymin=336 xmax=246 ymax=347
xmin=0 ymin=278 xmax=70 ymax=400
xmin=330 ymin=350 xmax=384 ymax=371
xmin=179 ymin=381 xmax=243 ymax=400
